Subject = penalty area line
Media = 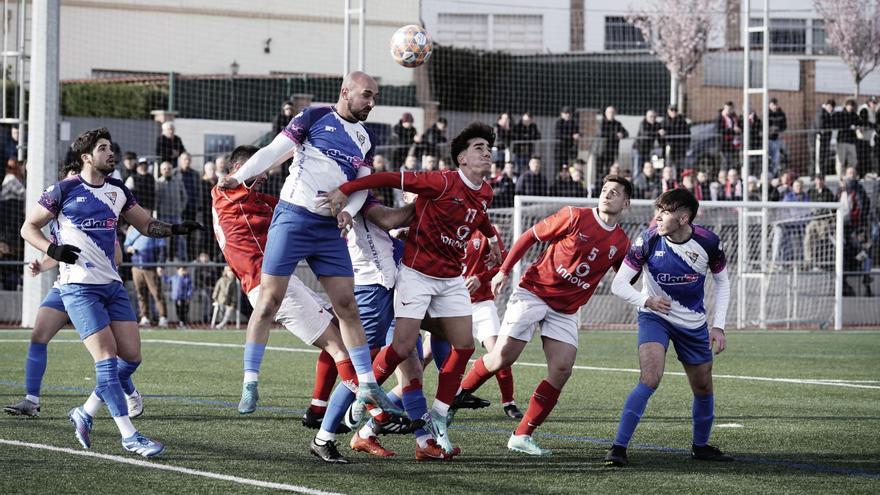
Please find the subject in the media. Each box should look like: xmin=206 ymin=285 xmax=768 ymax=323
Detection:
xmin=0 ymin=438 xmax=344 ymax=495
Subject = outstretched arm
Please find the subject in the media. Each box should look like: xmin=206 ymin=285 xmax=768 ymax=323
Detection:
xmin=218 ymin=134 xmax=296 ymax=188
xmin=364 ymin=202 xmax=416 ymax=231
xmin=122 ymin=204 xmax=203 ymax=238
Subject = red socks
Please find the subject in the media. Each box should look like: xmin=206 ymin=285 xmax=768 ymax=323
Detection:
xmin=309 ymin=350 xmax=338 ymax=413
xmin=460 ymin=356 xmax=495 ymax=394
xmin=436 ymin=347 xmax=475 ymax=406
xmin=514 ymin=380 xmax=561 ymax=436
xmin=372 ymin=345 xmax=405 ymax=385
xmin=334 ymin=358 xmax=358 ymax=393
xmin=495 ymin=366 xmax=515 ymax=404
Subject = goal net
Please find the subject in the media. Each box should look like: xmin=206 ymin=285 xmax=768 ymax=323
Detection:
xmin=492 ymin=196 xmax=845 ymax=330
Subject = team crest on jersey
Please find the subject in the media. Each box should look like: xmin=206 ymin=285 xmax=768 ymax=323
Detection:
xmin=105 ymin=192 xmax=117 ymax=204
xmin=686 ymin=251 xmax=699 ymax=263
xmin=481 ymin=200 xmax=488 ymax=211
xmin=356 ymin=131 xmax=366 ymax=146
xmin=473 ymin=238 xmax=481 ymax=249
xmin=608 ymin=246 xmax=618 ymax=259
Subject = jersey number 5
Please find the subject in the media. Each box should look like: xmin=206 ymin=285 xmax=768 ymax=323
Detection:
xmin=587 ymin=247 xmax=599 ymax=261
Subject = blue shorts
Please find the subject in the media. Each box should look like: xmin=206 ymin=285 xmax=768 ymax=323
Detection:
xmin=637 ymin=312 xmax=713 ymax=365
xmin=39 ymin=287 xmax=66 ymax=313
xmin=355 ymin=284 xmax=394 ymax=349
xmin=262 ymin=201 xmax=353 ymax=278
xmin=60 ymin=282 xmax=137 ymax=340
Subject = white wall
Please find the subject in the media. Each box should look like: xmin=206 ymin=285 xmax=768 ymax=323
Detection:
xmin=58 ymin=0 xmax=420 ymax=84
xmin=421 ymin=0 xmax=570 ymax=53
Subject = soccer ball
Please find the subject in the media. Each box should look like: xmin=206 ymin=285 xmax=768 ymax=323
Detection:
xmin=390 ymin=25 xmax=433 ymax=68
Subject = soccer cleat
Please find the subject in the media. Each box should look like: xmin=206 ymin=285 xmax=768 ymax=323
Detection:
xmin=127 ymin=392 xmax=144 ymax=419
xmin=4 ymin=398 xmax=40 ymax=417
xmin=415 ymin=439 xmax=452 ymax=461
xmin=158 ymin=316 xmax=169 ymax=328
xmin=453 ymin=390 xmax=491 ymax=410
xmin=503 ymin=403 xmax=524 ymax=420
xmin=310 ymin=438 xmax=349 ymax=464
xmin=302 ymin=408 xmax=323 ymax=429
xmin=604 ymin=445 xmax=629 ymax=467
xmin=138 ymin=316 xmax=150 ymax=326
xmin=68 ymin=407 xmax=93 ymax=449
xmin=355 ymin=382 xmax=405 ymax=416
xmin=692 ymin=444 xmax=734 ymax=462
xmin=121 ymin=432 xmax=165 ymax=458
xmin=238 ymin=381 xmax=259 ymax=414
xmin=374 ymin=414 xmax=423 ymax=436
xmin=343 ymin=402 xmax=366 ymax=431
xmin=350 ymin=434 xmax=395 ymax=457
xmin=507 ymin=434 xmax=552 ymax=456
xmin=426 ymin=410 xmax=455 ymax=455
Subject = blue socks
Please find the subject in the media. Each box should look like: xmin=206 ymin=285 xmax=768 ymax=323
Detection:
xmin=95 ymin=358 xmax=128 ymax=417
xmin=402 ymin=385 xmax=429 ymax=439
xmin=24 ymin=343 xmax=48 ymax=398
xmin=385 ymin=390 xmax=404 ymax=411
xmin=613 ymin=382 xmax=656 ymax=447
xmin=348 ymin=344 xmax=373 ymax=377
xmin=430 ymin=337 xmax=451 ymax=371
xmin=320 ymin=382 xmax=355 ymax=433
xmin=243 ymin=342 xmax=266 ymax=373
xmin=692 ymin=394 xmax=714 ymax=446
xmin=116 ymin=358 xmax=140 ymax=395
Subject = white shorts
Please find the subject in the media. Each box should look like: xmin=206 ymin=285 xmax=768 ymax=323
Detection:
xmin=247 ymin=276 xmax=333 ymax=346
xmin=394 ymin=265 xmax=472 ymax=319
xmin=499 ymin=287 xmax=579 ymax=349
xmin=472 ymin=300 xmax=501 ymax=343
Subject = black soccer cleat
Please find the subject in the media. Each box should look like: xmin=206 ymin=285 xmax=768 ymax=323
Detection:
xmin=604 ymin=445 xmax=629 ymax=467
xmin=691 ymin=444 xmax=734 ymax=462
xmin=302 ymin=409 xmax=323 ymax=429
xmin=374 ymin=413 xmax=422 ymax=436
xmin=453 ymin=390 xmax=491 ymax=410
xmin=310 ymin=438 xmax=350 ymax=464
xmin=503 ymin=403 xmax=524 ymax=419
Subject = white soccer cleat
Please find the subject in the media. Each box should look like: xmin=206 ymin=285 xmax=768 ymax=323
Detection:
xmin=158 ymin=316 xmax=169 ymax=328
xmin=138 ymin=316 xmax=150 ymax=326
xmin=121 ymin=432 xmax=165 ymax=458
xmin=127 ymin=392 xmax=144 ymax=418
xmin=507 ymin=434 xmax=552 ymax=456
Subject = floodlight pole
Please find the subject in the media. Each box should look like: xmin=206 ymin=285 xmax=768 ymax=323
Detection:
xmin=343 ymin=0 xmax=366 ymax=75
xmin=22 ymin=0 xmax=60 ymax=327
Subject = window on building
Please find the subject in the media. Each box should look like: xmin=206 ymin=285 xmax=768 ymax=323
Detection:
xmin=493 ymin=15 xmax=543 ymax=54
xmin=749 ymin=18 xmax=807 ymax=53
xmin=811 ymin=19 xmax=836 ymax=55
xmin=437 ymin=13 xmax=489 ymax=49
xmin=604 ymin=16 xmax=647 ymax=51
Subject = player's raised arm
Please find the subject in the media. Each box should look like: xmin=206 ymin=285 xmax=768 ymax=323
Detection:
xmin=363 ymin=201 xmax=416 ymax=231
xmin=218 ymin=133 xmax=296 ymax=189
xmin=322 ymin=170 xmax=449 ymax=212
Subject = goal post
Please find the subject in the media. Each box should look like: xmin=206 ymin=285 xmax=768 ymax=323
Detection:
xmin=494 ymin=196 xmax=845 ymax=330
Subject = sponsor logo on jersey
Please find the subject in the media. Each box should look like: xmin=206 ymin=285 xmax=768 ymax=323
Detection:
xmin=441 ymin=232 xmax=468 ymax=250
xmin=456 ymin=225 xmax=471 ymax=240
xmin=79 ymin=217 xmax=117 ymax=231
xmin=76 ymin=196 xmax=86 ymax=202
xmin=324 ymin=125 xmax=336 ymax=132
xmin=609 ymin=245 xmax=618 ymax=259
xmin=654 ymin=251 xmax=664 ymax=256
xmin=685 ymin=251 xmax=699 ymax=263
xmin=657 ymin=272 xmax=700 ymax=285
xmin=577 ymin=232 xmax=590 ymax=243
xmin=105 ymin=192 xmax=117 ymax=204
xmin=452 ymin=197 xmax=464 ymax=205
xmin=555 ymin=264 xmax=591 ymax=290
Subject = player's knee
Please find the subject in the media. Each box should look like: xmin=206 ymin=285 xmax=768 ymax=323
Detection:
xmin=331 ymin=295 xmax=359 ymax=320
xmin=549 ymin=364 xmax=572 ymax=384
xmin=640 ymin=373 xmax=662 ymax=389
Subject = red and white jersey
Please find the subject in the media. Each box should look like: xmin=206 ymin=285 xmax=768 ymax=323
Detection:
xmin=340 ymin=169 xmax=495 ymax=279
xmin=517 ymin=207 xmax=630 ymax=314
xmin=211 ymin=184 xmax=278 ymax=294
xmin=463 ymin=230 xmax=506 ymax=303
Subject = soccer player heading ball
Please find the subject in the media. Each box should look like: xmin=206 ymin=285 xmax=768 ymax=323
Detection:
xmin=605 ymin=187 xmax=733 ymax=466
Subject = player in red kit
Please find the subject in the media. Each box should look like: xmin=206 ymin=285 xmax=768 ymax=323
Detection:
xmin=321 ymin=122 xmax=502 ymax=456
xmin=457 ymin=175 xmax=633 ymax=456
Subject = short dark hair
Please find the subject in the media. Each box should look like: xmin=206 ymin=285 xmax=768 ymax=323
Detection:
xmin=123 ymin=151 xmax=137 ymax=161
xmin=655 ymin=188 xmax=699 ymax=224
xmin=450 ymin=122 xmax=494 ymax=167
xmin=71 ymin=127 xmax=112 ymax=165
xmin=825 ymin=99 xmax=836 ymax=107
xmin=230 ymin=145 xmax=259 ymax=165
xmin=602 ymin=174 xmax=633 ymax=200
xmin=60 ymin=161 xmax=82 ymax=179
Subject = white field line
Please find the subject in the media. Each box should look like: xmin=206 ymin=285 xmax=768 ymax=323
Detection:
xmin=1 ymin=338 xmax=877 ymax=390
xmin=0 ymin=438 xmax=344 ymax=495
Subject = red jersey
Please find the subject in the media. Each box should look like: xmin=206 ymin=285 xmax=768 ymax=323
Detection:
xmin=502 ymin=207 xmax=630 ymax=314
xmin=211 ymin=185 xmax=278 ymax=294
xmin=463 ymin=230 xmax=507 ymax=303
xmin=339 ymin=169 xmax=495 ymax=278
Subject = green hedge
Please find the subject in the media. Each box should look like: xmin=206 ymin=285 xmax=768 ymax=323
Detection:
xmin=61 ymin=82 xmax=167 ymax=119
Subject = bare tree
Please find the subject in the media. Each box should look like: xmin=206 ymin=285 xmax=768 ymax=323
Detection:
xmin=815 ymin=0 xmax=880 ymax=99
xmin=627 ymin=0 xmax=722 ymax=113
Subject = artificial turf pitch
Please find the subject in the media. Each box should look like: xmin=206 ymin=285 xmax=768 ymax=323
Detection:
xmin=1 ymin=328 xmax=878 ymax=494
